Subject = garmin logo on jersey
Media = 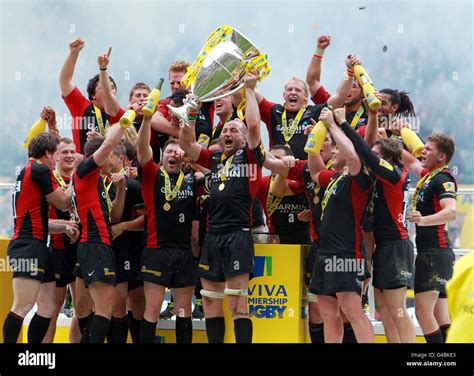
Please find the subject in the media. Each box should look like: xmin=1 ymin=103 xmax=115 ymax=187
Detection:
xmin=275 ymin=120 xmax=308 ymax=134
xmin=160 ymin=186 xmax=194 ymax=198
xmin=18 ymin=351 xmax=55 ymax=369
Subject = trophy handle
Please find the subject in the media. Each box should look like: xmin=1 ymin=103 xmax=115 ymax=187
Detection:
xmin=167 ymin=96 xmax=201 ymax=128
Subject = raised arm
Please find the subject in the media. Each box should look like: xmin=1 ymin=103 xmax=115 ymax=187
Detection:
xmin=272 ymin=173 xmax=298 ymax=197
xmin=327 ymin=54 xmax=361 ymax=109
xmin=306 ymin=35 xmax=330 ymax=97
xmin=401 ymin=149 xmax=423 ymax=178
xmin=321 ymin=108 xmax=361 ymax=176
xmin=59 ymin=38 xmax=85 ymax=97
xmin=244 ymin=71 xmax=261 ymax=150
xmin=137 ymin=113 xmax=154 ymax=167
xmin=150 ymin=111 xmax=180 ymax=138
xmin=93 ymin=124 xmax=127 ymax=167
xmin=98 ymin=47 xmax=121 ymax=116
xmin=364 ymin=108 xmax=379 ymax=146
xmin=178 ymin=101 xmax=203 ymax=162
xmin=336 ymin=108 xmax=401 ymax=184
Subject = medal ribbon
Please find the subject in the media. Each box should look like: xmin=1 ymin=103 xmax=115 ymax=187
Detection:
xmin=281 ymin=106 xmax=306 ymax=144
xmin=161 ymin=167 xmax=184 ymax=202
xmin=412 ymin=165 xmax=448 ymax=211
xmin=266 ymin=176 xmax=283 ymax=217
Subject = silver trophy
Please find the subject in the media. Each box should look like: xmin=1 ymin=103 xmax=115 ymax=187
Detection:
xmin=167 ymin=27 xmax=262 ymax=126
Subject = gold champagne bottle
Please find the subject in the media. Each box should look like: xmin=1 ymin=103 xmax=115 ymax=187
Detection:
xmin=142 ymin=78 xmax=164 ymax=117
xmin=401 ymin=127 xmax=424 ymax=157
xmin=23 ymin=118 xmax=47 ymax=149
xmin=304 ymin=121 xmax=327 ymax=156
xmin=353 ymin=64 xmax=381 ymax=111
xmin=119 ymin=109 xmax=136 ymax=128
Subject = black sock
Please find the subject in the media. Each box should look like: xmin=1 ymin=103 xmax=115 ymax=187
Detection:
xmin=440 ymin=324 xmax=450 ymax=343
xmin=89 ymin=315 xmax=110 ymax=344
xmin=111 ymin=316 xmax=128 ymax=344
xmin=424 ymin=329 xmax=443 ymax=344
xmin=106 ymin=320 xmax=114 ymax=344
xmin=139 ymin=319 xmax=157 ymax=344
xmin=176 ymin=316 xmax=193 ymax=344
xmin=27 ymin=313 xmax=51 ymax=344
xmin=234 ymin=318 xmax=253 ymax=344
xmin=309 ymin=322 xmax=325 ymax=344
xmin=205 ymin=317 xmax=225 ymax=344
xmin=127 ymin=311 xmax=141 ymax=344
xmin=78 ymin=313 xmax=93 ymax=335
xmin=343 ymin=323 xmax=357 ymax=343
xmin=2 ymin=311 xmax=24 ymax=343
xmin=79 ymin=313 xmax=93 ymax=344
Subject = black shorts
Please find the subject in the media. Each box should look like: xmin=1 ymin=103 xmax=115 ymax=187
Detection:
xmin=138 ymin=247 xmax=197 ymax=288
xmin=112 ymin=244 xmax=134 ymax=284
xmin=128 ymin=245 xmax=144 ymax=291
xmin=305 ymin=239 xmax=319 ymax=286
xmin=372 ymin=239 xmax=414 ymax=290
xmin=7 ymin=238 xmax=55 ymax=283
xmin=414 ymin=248 xmax=455 ymax=296
xmin=309 ymin=251 xmax=366 ymax=296
xmin=76 ymin=243 xmax=116 ymax=287
xmin=198 ymin=230 xmax=254 ymax=283
xmin=50 ymin=246 xmax=78 ymax=288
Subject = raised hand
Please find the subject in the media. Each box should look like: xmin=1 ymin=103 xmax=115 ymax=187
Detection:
xmin=98 ymin=47 xmax=112 ymax=69
xmin=69 ymin=37 xmax=85 ymax=54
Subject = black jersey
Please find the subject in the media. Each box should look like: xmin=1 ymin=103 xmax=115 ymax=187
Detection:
xmin=414 ymin=168 xmax=457 ymax=250
xmin=256 ymin=175 xmax=309 ymax=243
xmin=109 ymin=176 xmax=145 ymax=247
xmin=196 ymin=144 xmax=264 ymax=232
xmin=340 ymin=121 xmax=410 ymax=245
xmin=141 ymin=158 xmax=196 ymax=248
xmin=259 ymin=98 xmax=326 ymax=160
xmin=318 ymin=168 xmax=373 ymax=257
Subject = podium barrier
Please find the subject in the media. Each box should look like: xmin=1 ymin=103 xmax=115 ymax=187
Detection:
xmin=223 ymin=244 xmax=307 ymax=343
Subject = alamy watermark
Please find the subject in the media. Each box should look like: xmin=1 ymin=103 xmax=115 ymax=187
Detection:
xmin=0 ymin=256 xmax=38 ymax=276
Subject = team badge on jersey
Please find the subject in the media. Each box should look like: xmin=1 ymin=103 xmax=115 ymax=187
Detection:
xmin=443 ymin=182 xmax=455 ymax=192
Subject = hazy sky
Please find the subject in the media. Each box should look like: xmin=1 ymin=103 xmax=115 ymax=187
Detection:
xmin=0 ymin=0 xmax=473 ymax=178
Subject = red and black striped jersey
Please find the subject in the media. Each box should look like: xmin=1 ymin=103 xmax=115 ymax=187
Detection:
xmin=256 ymin=175 xmax=309 ymax=243
xmin=63 ymin=86 xmax=124 ymax=154
xmin=318 ymin=168 xmax=373 ymax=258
xmin=72 ymin=156 xmax=112 ymax=246
xmin=339 ymin=121 xmax=411 ymax=245
xmin=11 ymin=159 xmax=58 ymax=242
xmin=141 ymin=159 xmax=197 ymax=249
xmin=196 ymin=144 xmax=264 ymax=233
xmin=414 ymin=168 xmax=457 ymax=250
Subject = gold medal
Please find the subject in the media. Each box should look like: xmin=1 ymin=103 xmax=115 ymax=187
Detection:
xmin=218 ymin=183 xmax=225 ymax=191
xmin=313 ymin=196 xmax=320 ymax=205
xmin=163 ymin=202 xmax=171 ymax=211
